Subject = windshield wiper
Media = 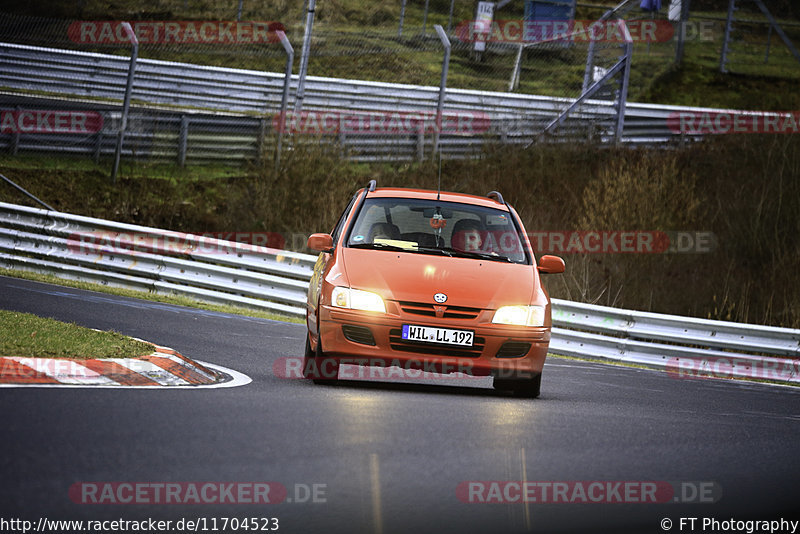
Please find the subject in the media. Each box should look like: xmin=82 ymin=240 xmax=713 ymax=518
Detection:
xmin=349 ymin=242 xmax=414 ymax=252
xmin=419 ymin=246 xmax=514 ymax=263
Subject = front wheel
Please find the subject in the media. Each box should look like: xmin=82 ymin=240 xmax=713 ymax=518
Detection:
xmin=302 ymin=335 xmax=339 ymax=385
xmin=493 ymin=373 xmax=541 ymax=398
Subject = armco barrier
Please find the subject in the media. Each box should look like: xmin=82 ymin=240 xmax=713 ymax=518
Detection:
xmin=0 ymin=41 xmax=708 ymax=164
xmin=0 ymin=201 xmax=314 ymax=317
xmin=1 ymin=201 xmax=798 ymax=383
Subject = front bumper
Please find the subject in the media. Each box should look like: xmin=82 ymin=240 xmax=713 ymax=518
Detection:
xmin=317 ymin=306 xmax=550 ymax=380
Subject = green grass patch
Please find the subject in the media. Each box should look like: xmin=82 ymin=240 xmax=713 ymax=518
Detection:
xmin=0 ymin=309 xmax=153 ymax=359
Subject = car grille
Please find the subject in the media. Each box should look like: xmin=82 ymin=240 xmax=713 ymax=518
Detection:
xmin=495 ymin=341 xmax=531 ymax=358
xmin=342 ymin=325 xmax=376 ymax=346
xmin=397 ymin=301 xmax=482 ymax=320
xmin=388 ymin=329 xmax=485 ymax=358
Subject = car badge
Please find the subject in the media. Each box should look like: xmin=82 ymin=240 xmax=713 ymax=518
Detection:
xmin=434 ymin=293 xmax=447 ymax=303
xmin=434 ymin=306 xmax=447 ymax=318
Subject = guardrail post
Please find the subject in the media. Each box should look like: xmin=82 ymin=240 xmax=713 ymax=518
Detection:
xmin=11 ymin=106 xmax=20 ymax=156
xmin=111 ymin=22 xmax=138 ymax=184
xmin=338 ymin=113 xmax=347 ymax=157
xmin=94 ymin=129 xmax=103 ymax=164
xmin=275 ymin=30 xmax=294 ymax=170
xmin=433 ymin=25 xmax=451 ymax=156
xmin=178 ymin=115 xmax=189 ymax=168
xmin=417 ymin=122 xmax=424 ymax=162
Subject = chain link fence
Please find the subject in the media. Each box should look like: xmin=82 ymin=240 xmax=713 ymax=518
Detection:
xmin=0 ymin=1 xmax=798 ymax=168
xmin=717 ymin=0 xmax=800 ymax=77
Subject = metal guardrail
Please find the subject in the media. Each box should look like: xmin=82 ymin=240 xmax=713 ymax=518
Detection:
xmin=0 ymin=42 xmax=707 ymax=164
xmin=0 ymin=201 xmax=315 ymax=317
xmin=1 ymin=201 xmax=798 ymax=384
xmin=550 ymin=300 xmax=800 ymax=383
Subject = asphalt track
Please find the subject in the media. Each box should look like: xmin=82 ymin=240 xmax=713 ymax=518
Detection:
xmin=1 ymin=275 xmax=799 ymax=534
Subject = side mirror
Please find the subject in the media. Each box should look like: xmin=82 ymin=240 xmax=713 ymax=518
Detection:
xmin=537 ymin=255 xmax=565 ymax=274
xmin=307 ymin=233 xmax=334 ymax=253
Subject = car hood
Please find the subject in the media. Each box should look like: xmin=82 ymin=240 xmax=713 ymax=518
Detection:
xmin=340 ymin=247 xmax=536 ymax=309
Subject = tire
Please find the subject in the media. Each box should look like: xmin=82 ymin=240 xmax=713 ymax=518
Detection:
xmin=493 ymin=373 xmax=541 ymax=398
xmin=302 ymin=335 xmax=339 ymax=385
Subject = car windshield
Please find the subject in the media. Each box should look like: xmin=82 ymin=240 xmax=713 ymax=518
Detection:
xmin=346 ymin=197 xmax=529 ymax=264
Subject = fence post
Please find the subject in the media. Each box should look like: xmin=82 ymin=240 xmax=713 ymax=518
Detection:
xmin=275 ymin=30 xmax=294 ymax=170
xmin=509 ymin=45 xmax=523 ymax=91
xmin=294 ymin=0 xmax=315 ymax=117
xmin=433 ymin=25 xmax=451 ymax=156
xmin=614 ymin=21 xmax=633 ymax=145
xmin=674 ymin=0 xmax=691 ymax=66
xmin=399 ymin=0 xmax=407 ymax=37
xmin=764 ymin=25 xmax=772 ymax=63
xmin=447 ymin=0 xmax=455 ymax=33
xmin=720 ymin=0 xmax=735 ymax=73
xmin=582 ymin=38 xmax=598 ymax=93
xmin=422 ymin=0 xmax=430 ymax=37
xmin=111 ymin=22 xmax=138 ymax=184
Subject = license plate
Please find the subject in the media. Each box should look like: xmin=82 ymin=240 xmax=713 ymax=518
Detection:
xmin=401 ymin=324 xmax=474 ymax=347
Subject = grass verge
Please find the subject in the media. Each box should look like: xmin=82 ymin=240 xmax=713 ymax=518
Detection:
xmin=0 ymin=309 xmax=153 ymax=359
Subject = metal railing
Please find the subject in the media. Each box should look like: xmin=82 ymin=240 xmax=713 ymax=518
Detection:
xmin=0 ymin=201 xmax=314 ymax=317
xmin=1 ymin=201 xmax=798 ymax=384
xmin=0 ymin=41 xmax=706 ymax=165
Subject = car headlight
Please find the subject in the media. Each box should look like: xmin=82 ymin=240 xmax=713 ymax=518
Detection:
xmin=492 ymin=305 xmax=545 ymax=326
xmin=331 ymin=287 xmax=386 ymax=313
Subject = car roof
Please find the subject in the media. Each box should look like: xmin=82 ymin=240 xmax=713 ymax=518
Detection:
xmin=365 ymin=187 xmax=509 ymax=211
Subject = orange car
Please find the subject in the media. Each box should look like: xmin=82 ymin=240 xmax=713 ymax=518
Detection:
xmin=304 ymin=180 xmax=564 ymax=397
